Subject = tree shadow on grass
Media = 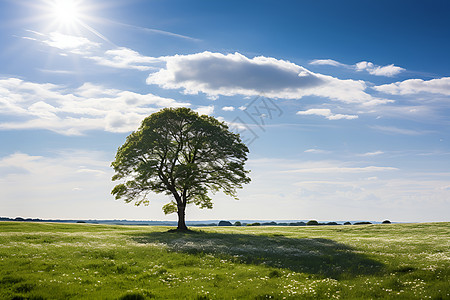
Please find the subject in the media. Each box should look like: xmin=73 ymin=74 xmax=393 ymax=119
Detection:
xmin=130 ymin=230 xmax=384 ymax=279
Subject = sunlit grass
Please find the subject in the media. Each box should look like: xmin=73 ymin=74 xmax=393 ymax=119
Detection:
xmin=0 ymin=222 xmax=448 ymax=299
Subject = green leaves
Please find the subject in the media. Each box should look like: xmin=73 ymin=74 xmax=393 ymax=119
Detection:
xmin=162 ymin=202 xmax=178 ymax=215
xmin=111 ymin=107 xmax=251 ymax=219
xmin=111 ymin=184 xmax=126 ymax=200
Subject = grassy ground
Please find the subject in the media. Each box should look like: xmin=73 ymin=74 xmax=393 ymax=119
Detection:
xmin=0 ymin=222 xmax=448 ymax=299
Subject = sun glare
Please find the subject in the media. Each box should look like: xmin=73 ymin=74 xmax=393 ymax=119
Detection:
xmin=39 ymin=0 xmax=111 ymax=43
xmin=51 ymin=0 xmax=81 ymax=25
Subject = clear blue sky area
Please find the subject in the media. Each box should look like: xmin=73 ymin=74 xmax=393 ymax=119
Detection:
xmin=1 ymin=0 xmax=449 ymax=222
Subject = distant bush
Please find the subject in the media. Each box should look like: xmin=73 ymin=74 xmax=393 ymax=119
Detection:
xmin=344 ymin=222 xmax=352 ymax=225
xmin=306 ymin=220 xmax=319 ymax=226
xmin=218 ymin=221 xmax=232 ymax=226
xmin=289 ymin=222 xmax=306 ymax=226
xmin=262 ymin=221 xmax=277 ymax=226
xmin=326 ymin=222 xmax=339 ymax=226
xmin=354 ymin=222 xmax=372 ymax=225
xmin=76 ymin=221 xmax=86 ymax=223
xmin=246 ymin=222 xmax=261 ymax=226
xmin=382 ymin=220 xmax=391 ymax=224
xmin=234 ymin=221 xmax=242 ymax=226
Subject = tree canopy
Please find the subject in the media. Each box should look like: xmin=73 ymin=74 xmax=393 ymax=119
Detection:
xmin=111 ymin=107 xmax=251 ymax=230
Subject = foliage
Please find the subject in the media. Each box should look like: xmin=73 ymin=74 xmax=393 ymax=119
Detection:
xmin=246 ymin=222 xmax=261 ymax=226
xmin=0 ymin=222 xmax=448 ymax=299
xmin=111 ymin=107 xmax=251 ymax=229
xmin=306 ymin=220 xmax=319 ymax=226
xmin=234 ymin=221 xmax=242 ymax=226
xmin=382 ymin=220 xmax=391 ymax=224
xmin=263 ymin=221 xmax=278 ymax=226
xmin=326 ymin=222 xmax=339 ymax=225
xmin=218 ymin=221 xmax=232 ymax=226
xmin=288 ymin=221 xmax=306 ymax=226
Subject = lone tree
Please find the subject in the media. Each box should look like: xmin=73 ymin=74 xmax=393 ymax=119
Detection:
xmin=111 ymin=107 xmax=251 ymax=230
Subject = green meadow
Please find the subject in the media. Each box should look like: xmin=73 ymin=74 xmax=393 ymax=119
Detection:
xmin=0 ymin=222 xmax=448 ymax=299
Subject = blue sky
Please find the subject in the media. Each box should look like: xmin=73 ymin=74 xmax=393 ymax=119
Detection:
xmin=1 ymin=0 xmax=449 ymax=222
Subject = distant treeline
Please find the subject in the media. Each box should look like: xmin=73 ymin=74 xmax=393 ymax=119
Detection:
xmin=1 ymin=217 xmax=391 ymax=226
xmin=216 ymin=220 xmax=391 ymax=226
xmin=0 ymin=217 xmax=175 ymax=226
xmin=1 ymin=217 xmax=44 ymax=222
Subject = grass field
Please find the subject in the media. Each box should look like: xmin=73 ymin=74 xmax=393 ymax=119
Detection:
xmin=0 ymin=222 xmax=448 ymax=299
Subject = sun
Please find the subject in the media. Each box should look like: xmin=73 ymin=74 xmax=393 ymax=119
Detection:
xmin=51 ymin=0 xmax=82 ymax=26
xmin=40 ymin=0 xmax=111 ymax=43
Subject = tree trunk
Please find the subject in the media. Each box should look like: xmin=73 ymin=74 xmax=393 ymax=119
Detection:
xmin=177 ymin=204 xmax=188 ymax=231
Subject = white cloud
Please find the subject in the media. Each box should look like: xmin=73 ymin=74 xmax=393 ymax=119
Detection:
xmin=309 ymin=59 xmax=346 ymax=67
xmin=0 ymin=151 xmax=109 ymax=181
xmin=0 ymin=153 xmax=43 ymax=176
xmin=28 ymin=101 xmax=58 ymax=119
xmin=296 ymin=108 xmax=358 ymax=120
xmin=89 ymin=47 xmax=160 ymax=71
xmin=360 ymin=151 xmax=384 ymax=156
xmin=370 ymin=125 xmax=432 ymax=136
xmin=195 ymin=105 xmax=214 ymax=115
xmin=284 ymin=166 xmax=398 ymax=173
xmin=26 ymin=31 xmax=161 ymax=71
xmin=374 ymin=77 xmax=450 ymax=96
xmin=24 ymin=29 xmax=45 ymax=37
xmin=222 ymin=106 xmax=235 ymax=111
xmin=0 ymin=151 xmax=111 ymax=219
xmin=147 ymin=51 xmax=391 ymax=105
xmin=43 ymin=32 xmax=100 ymax=55
xmin=310 ymin=58 xmax=404 ymax=77
xmin=21 ymin=36 xmax=37 ymax=41
xmin=109 ymin=21 xmax=201 ymax=42
xmin=355 ymin=61 xmax=404 ymax=77
xmin=249 ymin=158 xmax=399 ymax=174
xmin=76 ymin=168 xmax=106 ymax=176
xmin=0 ymin=78 xmax=189 ymax=135
xmin=38 ymin=69 xmax=76 ymax=75
xmin=304 ymin=149 xmax=331 ymax=154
